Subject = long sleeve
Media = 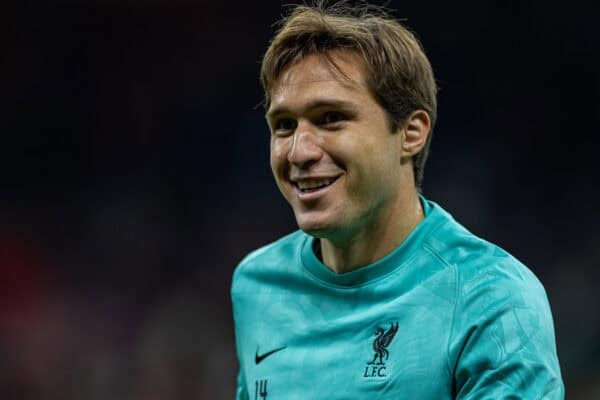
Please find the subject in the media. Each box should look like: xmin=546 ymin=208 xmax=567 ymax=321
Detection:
xmin=448 ymin=258 xmax=564 ymax=399
xmin=235 ymin=368 xmax=249 ymax=400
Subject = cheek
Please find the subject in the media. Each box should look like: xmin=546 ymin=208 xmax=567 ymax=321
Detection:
xmin=345 ymin=140 xmax=397 ymax=191
xmin=270 ymin=138 xmax=289 ymax=175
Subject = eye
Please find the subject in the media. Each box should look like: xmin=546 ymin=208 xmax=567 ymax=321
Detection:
xmin=272 ymin=118 xmax=297 ymax=135
xmin=318 ymin=111 xmax=346 ymax=126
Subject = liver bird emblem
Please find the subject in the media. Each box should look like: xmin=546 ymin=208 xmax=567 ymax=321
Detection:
xmin=368 ymin=322 xmax=399 ymax=365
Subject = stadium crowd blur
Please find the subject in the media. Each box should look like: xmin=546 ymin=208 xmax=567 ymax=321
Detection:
xmin=1 ymin=1 xmax=599 ymax=398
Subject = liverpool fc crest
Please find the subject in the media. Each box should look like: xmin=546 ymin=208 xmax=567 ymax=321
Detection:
xmin=363 ymin=322 xmax=398 ymax=378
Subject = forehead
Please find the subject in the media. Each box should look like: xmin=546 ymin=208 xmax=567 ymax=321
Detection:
xmin=268 ymin=52 xmax=372 ymax=113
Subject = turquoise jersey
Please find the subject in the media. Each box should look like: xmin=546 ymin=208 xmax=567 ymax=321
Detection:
xmin=231 ymin=198 xmax=564 ymax=399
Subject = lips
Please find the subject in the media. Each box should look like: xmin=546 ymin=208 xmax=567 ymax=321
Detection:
xmin=296 ymin=177 xmax=337 ymax=192
xmin=291 ymin=175 xmax=341 ymax=199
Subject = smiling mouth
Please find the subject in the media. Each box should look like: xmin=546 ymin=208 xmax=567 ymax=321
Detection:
xmin=294 ymin=176 xmax=340 ymax=193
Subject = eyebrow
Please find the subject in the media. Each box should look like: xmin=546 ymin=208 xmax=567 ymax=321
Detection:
xmin=266 ymin=99 xmax=359 ymax=120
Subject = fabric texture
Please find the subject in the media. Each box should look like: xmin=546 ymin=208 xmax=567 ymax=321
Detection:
xmin=231 ymin=198 xmax=564 ymax=399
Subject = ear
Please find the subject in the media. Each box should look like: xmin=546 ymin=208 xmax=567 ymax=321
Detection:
xmin=401 ymin=110 xmax=431 ymax=158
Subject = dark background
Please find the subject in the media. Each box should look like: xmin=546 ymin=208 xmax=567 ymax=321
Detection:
xmin=1 ymin=0 xmax=599 ymax=398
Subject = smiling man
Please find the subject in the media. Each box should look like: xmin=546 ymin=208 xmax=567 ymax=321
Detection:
xmin=268 ymin=50 xmax=428 ymax=272
xmin=231 ymin=3 xmax=563 ymax=399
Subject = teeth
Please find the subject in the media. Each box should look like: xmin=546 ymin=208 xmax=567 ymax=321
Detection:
xmin=297 ymin=178 xmax=334 ymax=190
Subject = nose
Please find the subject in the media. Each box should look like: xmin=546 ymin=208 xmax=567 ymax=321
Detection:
xmin=287 ymin=121 xmax=322 ymax=168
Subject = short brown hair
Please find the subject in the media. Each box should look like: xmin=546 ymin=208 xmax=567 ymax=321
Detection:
xmin=261 ymin=2 xmax=437 ymax=189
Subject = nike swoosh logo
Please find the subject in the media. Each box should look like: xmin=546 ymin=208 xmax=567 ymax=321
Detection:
xmin=255 ymin=346 xmax=287 ymax=365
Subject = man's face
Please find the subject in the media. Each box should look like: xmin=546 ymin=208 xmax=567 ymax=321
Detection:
xmin=267 ymin=52 xmax=406 ymax=241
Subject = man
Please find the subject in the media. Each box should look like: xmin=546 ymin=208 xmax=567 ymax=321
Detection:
xmin=231 ymin=3 xmax=563 ymax=399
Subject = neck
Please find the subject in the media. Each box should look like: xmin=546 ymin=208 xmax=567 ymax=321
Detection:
xmin=319 ymin=189 xmax=424 ymax=274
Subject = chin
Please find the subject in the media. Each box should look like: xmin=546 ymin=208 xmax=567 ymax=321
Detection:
xmin=299 ymin=226 xmax=330 ymax=238
xmin=294 ymin=213 xmax=340 ymax=238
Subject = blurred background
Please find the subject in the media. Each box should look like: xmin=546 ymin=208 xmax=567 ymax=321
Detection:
xmin=1 ymin=0 xmax=598 ymax=398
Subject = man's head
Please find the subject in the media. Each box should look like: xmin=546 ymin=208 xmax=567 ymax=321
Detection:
xmin=261 ymin=2 xmax=437 ymax=189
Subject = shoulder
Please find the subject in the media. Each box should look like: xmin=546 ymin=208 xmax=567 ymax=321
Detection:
xmin=424 ymin=202 xmax=563 ymax=396
xmin=424 ymin=201 xmax=556 ymax=354
xmin=235 ymin=230 xmax=307 ymax=272
xmin=232 ymin=230 xmax=308 ymax=291
xmin=423 ymin=200 xmax=546 ymax=301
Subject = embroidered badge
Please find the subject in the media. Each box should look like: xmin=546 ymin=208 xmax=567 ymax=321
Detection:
xmin=363 ymin=322 xmax=398 ymax=378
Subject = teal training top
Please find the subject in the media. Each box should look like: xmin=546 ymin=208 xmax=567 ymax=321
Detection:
xmin=231 ymin=198 xmax=564 ymax=399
